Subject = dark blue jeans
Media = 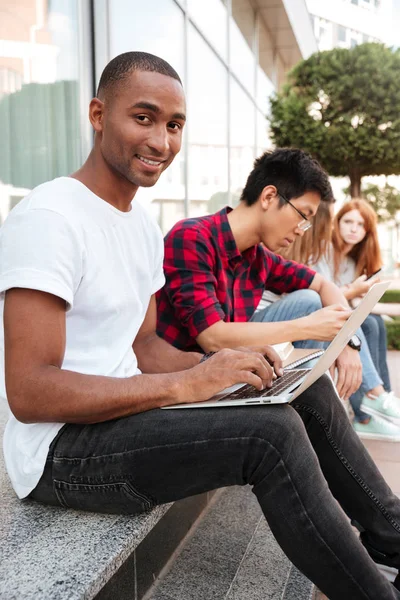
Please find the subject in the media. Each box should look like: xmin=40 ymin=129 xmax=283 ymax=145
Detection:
xmin=30 ymin=375 xmax=400 ymax=600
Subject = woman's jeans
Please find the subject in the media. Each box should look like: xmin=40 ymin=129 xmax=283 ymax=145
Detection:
xmin=362 ymin=314 xmax=391 ymax=392
xmin=30 ymin=375 xmax=400 ymax=600
xmin=250 ymin=289 xmax=384 ymax=421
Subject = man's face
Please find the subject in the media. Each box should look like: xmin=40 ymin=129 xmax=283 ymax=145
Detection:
xmin=99 ymin=70 xmax=186 ymax=188
xmin=261 ymin=191 xmax=321 ymax=252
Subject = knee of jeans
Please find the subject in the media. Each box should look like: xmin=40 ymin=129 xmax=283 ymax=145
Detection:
xmin=294 ymin=374 xmax=343 ymax=423
xmin=250 ymin=405 xmax=307 ymax=452
xmin=374 ymin=314 xmax=386 ymax=336
xmin=292 ymin=289 xmax=322 ymax=314
xmin=361 ymin=315 xmax=379 ymax=338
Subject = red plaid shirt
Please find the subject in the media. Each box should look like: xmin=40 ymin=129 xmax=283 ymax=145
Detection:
xmin=156 ymin=207 xmax=316 ymax=352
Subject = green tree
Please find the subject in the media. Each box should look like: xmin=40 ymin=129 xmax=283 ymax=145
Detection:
xmin=354 ymin=182 xmax=400 ymax=222
xmin=269 ymin=43 xmax=400 ymax=197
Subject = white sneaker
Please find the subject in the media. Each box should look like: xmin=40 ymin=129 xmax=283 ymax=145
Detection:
xmin=361 ymin=392 xmax=400 ymax=427
xmin=353 ymin=414 xmax=400 ymax=442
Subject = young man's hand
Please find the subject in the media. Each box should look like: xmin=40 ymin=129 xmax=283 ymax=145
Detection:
xmin=303 ymin=304 xmax=352 ymax=341
xmin=329 ymin=345 xmax=362 ymax=400
xmin=176 ymin=348 xmax=279 ymax=405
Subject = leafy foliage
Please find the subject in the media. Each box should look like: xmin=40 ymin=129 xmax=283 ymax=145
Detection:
xmin=361 ymin=182 xmax=400 ymax=221
xmin=343 ymin=182 xmax=400 ymax=221
xmin=269 ymin=44 xmax=400 ymax=196
xmin=385 ymin=319 xmax=400 ymax=350
xmin=381 ymin=290 xmax=400 ymax=303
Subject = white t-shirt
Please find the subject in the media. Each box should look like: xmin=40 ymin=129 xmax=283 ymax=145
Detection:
xmin=0 ymin=177 xmax=165 ymax=498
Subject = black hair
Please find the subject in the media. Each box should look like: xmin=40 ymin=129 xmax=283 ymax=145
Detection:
xmin=96 ymin=51 xmax=182 ymax=98
xmin=240 ymin=148 xmax=333 ymax=207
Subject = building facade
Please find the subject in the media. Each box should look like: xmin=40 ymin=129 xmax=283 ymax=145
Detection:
xmin=307 ymin=0 xmax=394 ymax=51
xmin=0 ymin=0 xmax=316 ymax=233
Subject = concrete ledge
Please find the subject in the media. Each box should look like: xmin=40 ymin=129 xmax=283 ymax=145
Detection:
xmin=0 ymin=470 xmax=171 ymax=599
xmin=0 ymin=407 xmax=215 ymax=600
xmin=95 ymin=491 xmax=218 ymax=600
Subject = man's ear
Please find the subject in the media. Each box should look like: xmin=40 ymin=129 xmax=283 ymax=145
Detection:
xmin=89 ymin=98 xmax=104 ymax=133
xmin=259 ymin=185 xmax=277 ymax=211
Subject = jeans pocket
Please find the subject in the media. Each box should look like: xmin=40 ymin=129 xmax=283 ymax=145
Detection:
xmin=54 ymin=479 xmax=154 ymax=514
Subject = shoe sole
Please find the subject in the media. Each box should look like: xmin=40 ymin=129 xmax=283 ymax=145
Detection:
xmin=360 ymin=405 xmax=400 ymax=427
xmin=354 ymin=430 xmax=400 ymax=442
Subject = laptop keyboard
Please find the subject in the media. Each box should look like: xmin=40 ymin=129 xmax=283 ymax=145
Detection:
xmin=218 ymin=369 xmax=307 ymax=402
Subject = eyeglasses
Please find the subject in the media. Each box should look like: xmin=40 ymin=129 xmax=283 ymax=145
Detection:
xmin=279 ymin=193 xmax=312 ymax=232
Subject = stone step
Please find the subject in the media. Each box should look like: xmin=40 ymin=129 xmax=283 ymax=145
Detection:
xmin=146 ymin=486 xmax=314 ymax=600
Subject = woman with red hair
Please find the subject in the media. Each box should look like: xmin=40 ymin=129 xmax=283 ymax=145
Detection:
xmin=314 ymin=199 xmax=399 ymax=437
xmin=284 ymin=198 xmax=400 ymax=439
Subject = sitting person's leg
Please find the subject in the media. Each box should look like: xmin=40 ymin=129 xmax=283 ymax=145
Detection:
xmin=251 ymin=289 xmax=325 ymax=349
xmin=350 ymin=327 xmax=383 ymax=423
xmin=292 ymin=376 xmax=400 ymax=585
xmin=31 ymin=376 xmax=400 ymax=599
xmin=356 ymin=315 xmax=400 ymax=427
xmin=362 ymin=314 xmax=391 ymax=392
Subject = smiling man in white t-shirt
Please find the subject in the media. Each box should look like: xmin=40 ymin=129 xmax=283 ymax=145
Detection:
xmin=1 ymin=51 xmax=400 ymax=599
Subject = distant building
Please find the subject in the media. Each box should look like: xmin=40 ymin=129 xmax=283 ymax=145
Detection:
xmin=306 ymin=0 xmax=394 ymax=50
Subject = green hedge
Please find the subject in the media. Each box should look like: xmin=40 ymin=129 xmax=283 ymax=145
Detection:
xmin=386 ymin=318 xmax=400 ymax=350
xmin=381 ymin=290 xmax=400 ymax=303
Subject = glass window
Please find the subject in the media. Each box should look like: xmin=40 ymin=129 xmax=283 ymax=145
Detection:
xmin=187 ymin=0 xmax=227 ymax=60
xmin=108 ymin=0 xmax=184 ymax=83
xmin=338 ymin=25 xmax=347 ymax=42
xmin=310 ymin=14 xmax=317 ymax=36
xmin=187 ymin=25 xmax=228 ymax=218
xmin=230 ymin=1 xmax=255 ymax=95
xmin=230 ymin=78 xmax=255 ymax=204
xmin=108 ymin=0 xmax=186 ymax=228
xmin=256 ymin=109 xmax=271 ymax=157
xmin=256 ymin=66 xmax=274 ymax=115
xmin=0 ymin=0 xmax=83 ymax=224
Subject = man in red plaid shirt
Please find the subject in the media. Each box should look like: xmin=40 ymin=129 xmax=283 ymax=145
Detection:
xmin=157 ymin=148 xmax=361 ymax=401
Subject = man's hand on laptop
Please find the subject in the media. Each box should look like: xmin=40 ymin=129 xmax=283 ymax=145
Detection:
xmin=329 ymin=346 xmax=362 ymax=400
xmin=235 ymin=345 xmax=284 ymax=378
xmin=177 ymin=348 xmax=281 ymax=405
xmin=303 ymin=304 xmax=352 ymax=341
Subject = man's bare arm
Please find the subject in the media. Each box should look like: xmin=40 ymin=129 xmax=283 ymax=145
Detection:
xmin=4 ymin=289 xmax=275 ymax=424
xmin=196 ymin=274 xmax=352 ymax=352
xmin=196 ymin=304 xmax=352 ymax=352
xmin=133 ymin=296 xmax=202 ymax=373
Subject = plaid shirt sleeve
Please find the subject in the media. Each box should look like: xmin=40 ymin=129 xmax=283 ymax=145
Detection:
xmin=163 ymin=226 xmax=226 ymax=339
xmin=263 ymin=249 xmax=316 ymax=293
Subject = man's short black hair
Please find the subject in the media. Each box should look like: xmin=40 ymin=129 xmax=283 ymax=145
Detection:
xmin=96 ymin=51 xmax=182 ymax=99
xmin=241 ymin=148 xmax=332 ymax=207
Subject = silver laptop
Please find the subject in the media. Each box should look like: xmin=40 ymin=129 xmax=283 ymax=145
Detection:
xmin=163 ymin=281 xmax=390 ymax=409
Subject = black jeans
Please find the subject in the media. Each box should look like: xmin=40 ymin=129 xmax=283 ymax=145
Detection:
xmin=31 ymin=375 xmax=400 ymax=600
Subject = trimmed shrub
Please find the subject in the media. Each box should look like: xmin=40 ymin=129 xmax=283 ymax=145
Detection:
xmin=386 ymin=318 xmax=400 ymax=350
xmin=381 ymin=290 xmax=400 ymax=304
